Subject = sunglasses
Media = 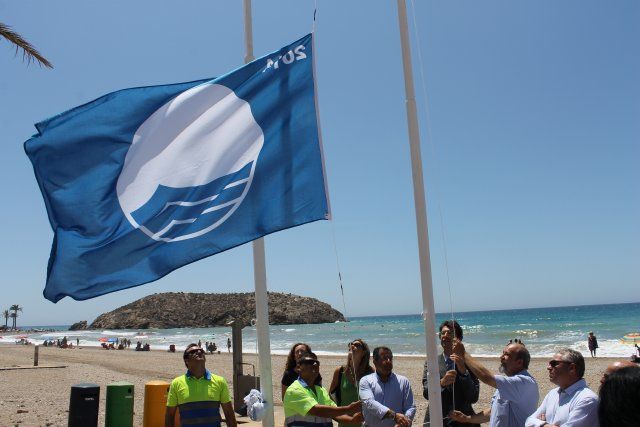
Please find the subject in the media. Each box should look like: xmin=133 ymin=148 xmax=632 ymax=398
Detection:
xmin=299 ymin=359 xmax=320 ymax=367
xmin=185 ymin=348 xmax=205 ymax=358
xmin=349 ymin=341 xmax=363 ymax=349
xmin=548 ymin=360 xmax=571 ymax=368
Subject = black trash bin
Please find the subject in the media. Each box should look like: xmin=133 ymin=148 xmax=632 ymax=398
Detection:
xmin=68 ymin=383 xmax=100 ymax=427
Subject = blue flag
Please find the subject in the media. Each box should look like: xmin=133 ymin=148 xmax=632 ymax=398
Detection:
xmin=25 ymin=34 xmax=330 ymax=302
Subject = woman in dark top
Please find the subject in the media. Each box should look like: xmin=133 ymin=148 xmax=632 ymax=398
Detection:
xmin=281 ymin=342 xmax=313 ymax=399
xmin=588 ymin=332 xmax=598 ymax=357
xmin=329 ymin=339 xmax=374 ymax=427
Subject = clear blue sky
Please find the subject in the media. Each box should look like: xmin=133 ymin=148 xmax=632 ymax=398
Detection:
xmin=2 ymin=1 xmax=638 ymax=326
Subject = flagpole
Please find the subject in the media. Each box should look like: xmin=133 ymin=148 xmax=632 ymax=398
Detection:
xmin=396 ymin=1 xmax=443 ymax=426
xmin=243 ymin=1 xmax=275 ymax=426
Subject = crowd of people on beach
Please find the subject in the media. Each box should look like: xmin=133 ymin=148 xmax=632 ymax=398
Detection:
xmin=163 ymin=319 xmax=639 ymax=427
xmin=277 ymin=321 xmax=639 ymax=427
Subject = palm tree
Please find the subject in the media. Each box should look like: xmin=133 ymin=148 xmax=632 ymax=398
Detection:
xmin=9 ymin=305 xmax=23 ymax=330
xmin=2 ymin=310 xmax=9 ymax=329
xmin=0 ymin=22 xmax=52 ymax=68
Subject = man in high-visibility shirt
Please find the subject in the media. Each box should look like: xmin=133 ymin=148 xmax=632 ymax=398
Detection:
xmin=284 ymin=352 xmax=362 ymax=427
xmin=165 ymin=343 xmax=237 ymax=427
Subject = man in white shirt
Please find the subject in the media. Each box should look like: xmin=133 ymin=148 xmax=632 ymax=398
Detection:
xmin=525 ymin=349 xmax=599 ymax=427
xmin=449 ymin=342 xmax=539 ymax=426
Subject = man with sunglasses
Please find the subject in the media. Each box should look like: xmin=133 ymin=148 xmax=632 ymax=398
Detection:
xmin=284 ymin=352 xmax=362 ymax=427
xmin=165 ymin=343 xmax=237 ymax=427
xmin=525 ymin=349 xmax=599 ymax=427
xmin=359 ymin=346 xmax=416 ymax=427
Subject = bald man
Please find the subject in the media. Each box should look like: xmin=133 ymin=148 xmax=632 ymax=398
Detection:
xmin=450 ymin=342 xmax=539 ymax=427
xmin=601 ymin=360 xmax=636 ymax=385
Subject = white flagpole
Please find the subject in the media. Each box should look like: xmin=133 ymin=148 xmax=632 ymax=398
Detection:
xmin=396 ymin=1 xmax=443 ymax=426
xmin=243 ymin=1 xmax=275 ymax=426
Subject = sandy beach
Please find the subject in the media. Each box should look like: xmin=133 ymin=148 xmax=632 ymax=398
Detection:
xmin=0 ymin=344 xmax=617 ymax=426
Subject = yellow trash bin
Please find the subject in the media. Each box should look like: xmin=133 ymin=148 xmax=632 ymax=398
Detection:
xmin=143 ymin=380 xmax=170 ymax=427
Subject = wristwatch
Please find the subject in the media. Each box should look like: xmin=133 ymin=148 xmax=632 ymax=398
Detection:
xmin=386 ymin=410 xmax=396 ymax=420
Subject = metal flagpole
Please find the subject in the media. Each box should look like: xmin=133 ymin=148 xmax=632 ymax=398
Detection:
xmin=396 ymin=1 xmax=443 ymax=426
xmin=243 ymin=1 xmax=275 ymax=426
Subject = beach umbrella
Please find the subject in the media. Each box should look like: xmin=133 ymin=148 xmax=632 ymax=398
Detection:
xmin=620 ymin=332 xmax=640 ymax=345
xmin=107 ymin=337 xmax=118 ymax=343
xmin=98 ymin=337 xmax=108 ymax=342
xmin=16 ymin=335 xmax=28 ymax=339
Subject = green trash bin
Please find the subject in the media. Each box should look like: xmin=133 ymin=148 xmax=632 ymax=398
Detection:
xmin=106 ymin=381 xmax=134 ymax=427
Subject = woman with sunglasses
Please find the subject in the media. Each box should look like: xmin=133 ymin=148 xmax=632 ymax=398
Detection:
xmin=282 ymin=343 xmax=319 ymax=399
xmin=329 ymin=339 xmax=374 ymax=427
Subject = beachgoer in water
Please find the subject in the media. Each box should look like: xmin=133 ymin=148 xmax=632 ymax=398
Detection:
xmin=600 ymin=360 xmax=636 ymax=385
xmin=284 ymin=351 xmax=362 ymax=427
xmin=588 ymin=332 xmax=598 ymax=358
xmin=449 ymin=342 xmax=539 ymax=426
xmin=329 ymin=339 xmax=374 ymax=427
xmin=423 ymin=320 xmax=480 ymax=426
xmin=598 ymin=365 xmax=640 ymax=427
xmin=360 ymin=346 xmax=415 ymax=427
xmin=525 ymin=349 xmax=599 ymax=427
xmin=165 ymin=343 xmax=237 ymax=427
xmin=282 ymin=342 xmax=316 ymax=399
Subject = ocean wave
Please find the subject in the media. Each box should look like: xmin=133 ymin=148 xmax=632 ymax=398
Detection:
xmin=513 ymin=330 xmax=539 ymax=336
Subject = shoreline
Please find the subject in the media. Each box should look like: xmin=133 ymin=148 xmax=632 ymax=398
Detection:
xmin=0 ymin=344 xmax=620 ymax=426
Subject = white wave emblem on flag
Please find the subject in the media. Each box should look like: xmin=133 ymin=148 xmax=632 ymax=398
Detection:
xmin=116 ymin=83 xmax=264 ymax=242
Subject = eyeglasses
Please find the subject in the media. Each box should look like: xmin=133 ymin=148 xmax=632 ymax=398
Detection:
xmin=549 ymin=360 xmax=570 ymax=368
xmin=299 ymin=359 xmax=320 ymax=367
xmin=349 ymin=341 xmax=363 ymax=349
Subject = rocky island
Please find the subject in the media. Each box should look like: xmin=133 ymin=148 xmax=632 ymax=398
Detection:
xmin=74 ymin=292 xmax=345 ymax=330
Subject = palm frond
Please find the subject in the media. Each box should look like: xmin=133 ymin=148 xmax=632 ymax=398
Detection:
xmin=0 ymin=22 xmax=53 ymax=68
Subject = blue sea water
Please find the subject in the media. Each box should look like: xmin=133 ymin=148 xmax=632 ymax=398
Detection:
xmin=5 ymin=302 xmax=639 ymax=357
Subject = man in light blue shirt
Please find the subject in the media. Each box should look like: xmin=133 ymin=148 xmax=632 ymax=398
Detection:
xmin=359 ymin=346 xmax=416 ymax=427
xmin=525 ymin=349 xmax=598 ymax=427
xmin=449 ymin=342 xmax=539 ymax=426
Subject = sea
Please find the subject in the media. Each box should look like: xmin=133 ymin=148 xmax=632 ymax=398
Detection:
xmin=3 ymin=302 xmax=638 ymax=358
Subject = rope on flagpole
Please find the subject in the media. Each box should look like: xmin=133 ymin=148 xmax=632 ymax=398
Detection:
xmin=330 ymin=221 xmax=349 ymax=321
xmin=408 ymin=0 xmax=461 ymax=413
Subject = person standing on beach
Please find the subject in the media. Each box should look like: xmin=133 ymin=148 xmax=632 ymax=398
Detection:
xmin=359 ymin=346 xmax=416 ymax=427
xmin=449 ymin=342 xmax=539 ymax=426
xmin=282 ymin=343 xmax=317 ymax=399
xmin=283 ymin=352 xmax=362 ymax=427
xmin=525 ymin=349 xmax=599 ymax=427
xmin=423 ymin=320 xmax=480 ymax=426
xmin=329 ymin=339 xmax=374 ymax=427
xmin=587 ymin=332 xmax=598 ymax=358
xmin=227 ymin=337 xmax=231 ymax=353
xmin=165 ymin=343 xmax=237 ymax=427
